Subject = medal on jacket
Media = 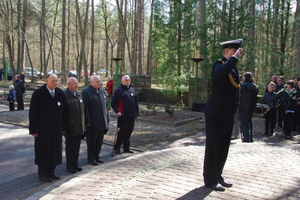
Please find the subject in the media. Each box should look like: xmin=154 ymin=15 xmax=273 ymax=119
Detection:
xmin=80 ymin=99 xmax=83 ymax=103
xmin=131 ymin=93 xmax=133 ymax=96
xmin=57 ymin=102 xmax=61 ymax=106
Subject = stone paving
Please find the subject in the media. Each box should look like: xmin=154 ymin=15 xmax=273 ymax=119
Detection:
xmin=0 ymin=102 xmax=300 ymax=199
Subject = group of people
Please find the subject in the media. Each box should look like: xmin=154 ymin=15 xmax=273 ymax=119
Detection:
xmin=29 ymin=74 xmax=139 ymax=182
xmin=262 ymin=75 xmax=300 ymax=139
xmin=7 ymin=74 xmax=26 ymax=111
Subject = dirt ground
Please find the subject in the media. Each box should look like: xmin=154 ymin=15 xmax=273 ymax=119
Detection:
xmin=0 ymin=102 xmax=299 ymax=150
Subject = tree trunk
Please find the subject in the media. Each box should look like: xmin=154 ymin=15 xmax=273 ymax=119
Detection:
xmin=199 ymin=0 xmax=207 ymax=78
xmin=146 ymin=0 xmax=154 ymax=75
xmin=90 ymin=0 xmax=95 ymax=75
xmin=61 ymin=0 xmax=66 ymax=84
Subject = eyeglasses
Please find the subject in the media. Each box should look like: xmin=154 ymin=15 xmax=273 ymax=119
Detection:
xmin=125 ymin=79 xmax=131 ymax=82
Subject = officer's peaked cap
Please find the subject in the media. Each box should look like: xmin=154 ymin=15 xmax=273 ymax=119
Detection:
xmin=220 ymin=39 xmax=243 ymax=49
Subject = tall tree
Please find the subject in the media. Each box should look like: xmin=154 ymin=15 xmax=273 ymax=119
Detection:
xmin=61 ymin=0 xmax=66 ymax=84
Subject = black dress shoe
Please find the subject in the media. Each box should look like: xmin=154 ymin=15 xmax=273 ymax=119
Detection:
xmin=50 ymin=173 xmax=60 ymax=180
xmin=123 ymin=149 xmax=134 ymax=153
xmin=75 ymin=166 xmax=83 ymax=171
xmin=206 ymin=184 xmax=225 ymax=191
xmin=96 ymin=159 xmax=104 ymax=163
xmin=115 ymin=149 xmax=122 ymax=154
xmin=219 ymin=180 xmax=233 ymax=188
xmin=67 ymin=168 xmax=77 ymax=173
xmin=88 ymin=160 xmax=98 ymax=166
xmin=40 ymin=176 xmax=53 ymax=182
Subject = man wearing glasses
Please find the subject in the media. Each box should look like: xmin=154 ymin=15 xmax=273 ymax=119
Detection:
xmin=82 ymin=75 xmax=110 ymax=165
xmin=111 ymin=75 xmax=139 ymax=154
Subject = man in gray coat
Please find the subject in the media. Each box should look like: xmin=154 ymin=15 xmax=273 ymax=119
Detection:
xmin=82 ymin=75 xmax=110 ymax=165
xmin=65 ymin=77 xmax=85 ymax=173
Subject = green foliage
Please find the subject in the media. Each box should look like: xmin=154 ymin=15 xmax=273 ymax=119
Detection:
xmin=164 ymin=104 xmax=175 ymax=117
xmin=152 ymin=0 xmax=199 ymax=103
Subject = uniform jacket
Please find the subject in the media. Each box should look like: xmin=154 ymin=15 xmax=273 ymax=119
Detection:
xmin=15 ymin=79 xmax=25 ymax=98
xmin=239 ymin=82 xmax=259 ymax=114
xmin=111 ymin=84 xmax=139 ymax=118
xmin=64 ymin=89 xmax=85 ymax=136
xmin=82 ymin=85 xmax=110 ymax=131
xmin=205 ymin=56 xmax=240 ymax=123
xmin=29 ymin=84 xmax=67 ymax=166
xmin=7 ymin=90 xmax=15 ymax=102
xmin=282 ymin=89 xmax=297 ymax=111
xmin=261 ymin=91 xmax=277 ymax=111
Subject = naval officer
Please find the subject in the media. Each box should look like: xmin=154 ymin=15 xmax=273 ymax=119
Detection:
xmin=203 ymin=39 xmax=244 ymax=191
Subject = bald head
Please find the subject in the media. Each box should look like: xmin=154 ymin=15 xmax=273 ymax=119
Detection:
xmin=46 ymin=73 xmax=58 ymax=91
xmin=67 ymin=77 xmax=78 ymax=93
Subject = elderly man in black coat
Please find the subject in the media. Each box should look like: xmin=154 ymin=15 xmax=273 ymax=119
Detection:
xmin=29 ymin=73 xmax=67 ymax=182
xmin=64 ymin=77 xmax=85 ymax=173
xmin=82 ymin=75 xmax=110 ymax=166
xmin=203 ymin=39 xmax=243 ymax=191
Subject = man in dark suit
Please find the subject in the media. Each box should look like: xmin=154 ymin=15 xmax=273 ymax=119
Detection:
xmin=29 ymin=74 xmax=67 ymax=182
xmin=203 ymin=39 xmax=243 ymax=191
xmin=82 ymin=75 xmax=110 ymax=166
xmin=64 ymin=77 xmax=85 ymax=173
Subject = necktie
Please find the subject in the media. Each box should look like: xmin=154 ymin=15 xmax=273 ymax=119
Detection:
xmin=51 ymin=91 xmax=54 ymax=98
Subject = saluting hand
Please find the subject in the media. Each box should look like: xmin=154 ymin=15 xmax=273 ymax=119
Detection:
xmin=234 ymin=48 xmax=243 ymax=59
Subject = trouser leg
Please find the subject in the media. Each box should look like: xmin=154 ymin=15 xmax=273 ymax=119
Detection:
xmin=203 ymin=116 xmax=233 ymax=186
xmin=123 ymin=118 xmax=135 ymax=150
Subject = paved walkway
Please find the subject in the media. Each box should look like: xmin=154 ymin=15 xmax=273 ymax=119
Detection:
xmin=0 ymin=99 xmax=300 ymax=199
xmin=1 ymin=119 xmax=300 ymax=200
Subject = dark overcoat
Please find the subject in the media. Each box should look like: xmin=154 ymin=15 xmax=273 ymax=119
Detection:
xmin=64 ymin=89 xmax=85 ymax=135
xmin=15 ymin=79 xmax=25 ymax=98
xmin=82 ymin=85 xmax=110 ymax=131
xmin=205 ymin=56 xmax=240 ymax=123
xmin=29 ymin=84 xmax=67 ymax=166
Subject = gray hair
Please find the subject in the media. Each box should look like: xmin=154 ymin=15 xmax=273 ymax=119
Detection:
xmin=90 ymin=75 xmax=100 ymax=82
xmin=122 ymin=75 xmax=130 ymax=81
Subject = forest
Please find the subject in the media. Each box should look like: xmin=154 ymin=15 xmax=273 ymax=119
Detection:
xmin=1 ymin=0 xmax=300 ymax=99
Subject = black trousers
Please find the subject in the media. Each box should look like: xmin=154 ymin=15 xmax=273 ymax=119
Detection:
xmin=203 ymin=116 xmax=233 ymax=186
xmin=277 ymin=104 xmax=283 ymax=127
xmin=86 ymin=130 xmax=104 ymax=161
xmin=38 ymin=165 xmax=55 ymax=178
xmin=264 ymin=109 xmax=276 ymax=134
xmin=9 ymin=101 xmax=14 ymax=111
xmin=65 ymin=135 xmax=81 ymax=169
xmin=115 ymin=117 xmax=135 ymax=151
xmin=16 ymin=96 xmax=24 ymax=110
xmin=284 ymin=112 xmax=294 ymax=137
xmin=239 ymin=110 xmax=253 ymax=142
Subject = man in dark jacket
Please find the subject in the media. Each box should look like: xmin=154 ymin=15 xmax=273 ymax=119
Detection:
xmin=275 ymin=76 xmax=285 ymax=129
xmin=239 ymin=72 xmax=259 ymax=142
xmin=65 ymin=77 xmax=85 ymax=173
xmin=15 ymin=74 xmax=25 ymax=110
xmin=82 ymin=75 xmax=110 ymax=166
xmin=203 ymin=39 xmax=243 ymax=191
xmin=111 ymin=75 xmax=139 ymax=155
xmin=29 ymin=73 xmax=67 ymax=182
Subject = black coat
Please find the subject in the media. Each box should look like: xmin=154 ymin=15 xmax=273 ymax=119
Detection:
xmin=65 ymin=89 xmax=85 ymax=136
xmin=29 ymin=84 xmax=67 ymax=166
xmin=239 ymin=82 xmax=259 ymax=114
xmin=82 ymin=85 xmax=110 ymax=131
xmin=15 ymin=79 xmax=25 ymax=97
xmin=205 ymin=56 xmax=240 ymax=123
